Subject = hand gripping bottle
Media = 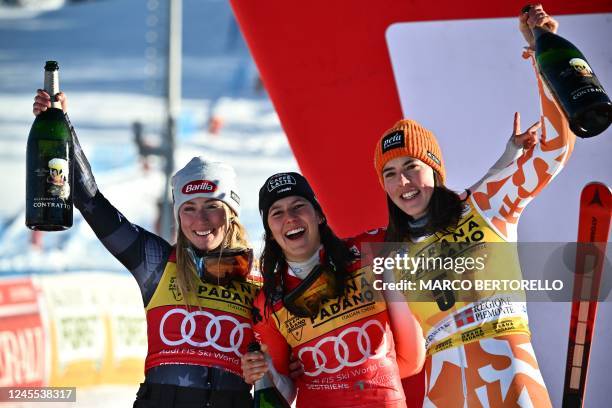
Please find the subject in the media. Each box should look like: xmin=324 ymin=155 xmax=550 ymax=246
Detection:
xmin=530 ymin=17 xmax=612 ymax=138
xmin=249 ymin=342 xmax=291 ymax=408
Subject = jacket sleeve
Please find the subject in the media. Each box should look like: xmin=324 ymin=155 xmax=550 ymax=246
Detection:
xmin=348 ymin=231 xmax=426 ymax=378
xmin=251 ymin=291 xmax=297 ymax=403
xmin=380 ymin=258 xmax=426 ymax=378
xmin=468 ymin=137 xmax=523 ymax=193
xmin=384 ymin=298 xmax=426 ymax=378
xmin=252 ymin=292 xmax=292 ymax=376
xmin=470 ymin=53 xmax=576 ymax=241
xmin=66 ymin=113 xmax=172 ymax=305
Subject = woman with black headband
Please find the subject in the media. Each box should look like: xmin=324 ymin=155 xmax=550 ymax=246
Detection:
xmin=241 ymin=172 xmax=426 ymax=407
xmin=33 ymin=92 xmax=259 ymax=407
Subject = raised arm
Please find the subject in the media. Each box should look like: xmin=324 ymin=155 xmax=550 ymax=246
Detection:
xmin=467 ymin=131 xmax=535 ymax=194
xmin=470 ymin=9 xmax=575 ymax=241
xmin=33 ymin=90 xmax=172 ymax=305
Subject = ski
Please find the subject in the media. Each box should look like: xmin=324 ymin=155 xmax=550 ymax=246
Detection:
xmin=562 ymin=182 xmax=611 ymax=408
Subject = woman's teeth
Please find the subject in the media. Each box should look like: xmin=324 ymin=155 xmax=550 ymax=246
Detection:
xmin=285 ymin=227 xmax=305 ymax=238
xmin=401 ymin=190 xmax=419 ymax=200
xmin=195 ymin=230 xmax=212 ymax=236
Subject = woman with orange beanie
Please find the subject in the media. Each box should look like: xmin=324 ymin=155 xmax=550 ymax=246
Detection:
xmin=372 ymin=6 xmax=569 ymax=407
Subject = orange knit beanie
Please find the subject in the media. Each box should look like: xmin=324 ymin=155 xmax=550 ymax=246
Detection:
xmin=374 ymin=119 xmax=445 ymax=186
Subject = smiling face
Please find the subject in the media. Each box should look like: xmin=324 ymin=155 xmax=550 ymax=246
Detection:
xmin=179 ymin=197 xmax=228 ymax=251
xmin=266 ymin=196 xmax=323 ymax=262
xmin=382 ymin=156 xmax=435 ymax=219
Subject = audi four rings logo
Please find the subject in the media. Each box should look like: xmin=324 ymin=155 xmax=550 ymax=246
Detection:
xmin=159 ymin=308 xmax=250 ymax=356
xmin=298 ymin=319 xmax=387 ymax=377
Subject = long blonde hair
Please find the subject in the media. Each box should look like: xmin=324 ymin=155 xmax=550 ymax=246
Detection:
xmin=174 ymin=202 xmax=250 ymax=303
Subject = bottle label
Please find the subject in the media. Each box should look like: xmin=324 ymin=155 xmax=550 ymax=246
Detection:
xmin=543 ymin=56 xmax=607 ymax=107
xmin=570 ymin=85 xmax=606 ymax=101
xmin=32 ymin=198 xmax=71 ymax=210
xmin=30 ymin=139 xmax=72 ymax=211
xmin=44 ymin=157 xmax=70 ymax=200
xmin=565 ymin=58 xmax=593 ymax=78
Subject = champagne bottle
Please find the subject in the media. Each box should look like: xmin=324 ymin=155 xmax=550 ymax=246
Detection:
xmin=26 ymin=61 xmax=73 ymax=231
xmin=248 ymin=342 xmax=291 ymax=408
xmin=532 ymin=26 xmax=612 ymax=138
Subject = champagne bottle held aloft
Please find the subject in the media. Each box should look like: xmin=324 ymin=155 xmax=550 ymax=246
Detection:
xmin=532 ymin=26 xmax=612 ymax=138
xmin=26 ymin=61 xmax=73 ymax=231
xmin=248 ymin=342 xmax=291 ymax=408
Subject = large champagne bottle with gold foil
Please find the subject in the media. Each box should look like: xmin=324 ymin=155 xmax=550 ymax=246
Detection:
xmin=26 ymin=61 xmax=73 ymax=230
xmin=532 ymin=26 xmax=612 ymax=138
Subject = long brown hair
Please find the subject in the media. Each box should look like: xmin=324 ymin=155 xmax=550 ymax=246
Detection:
xmin=175 ymin=203 xmax=250 ymax=302
xmin=259 ymin=209 xmax=355 ymax=315
xmin=385 ymin=172 xmax=466 ymax=242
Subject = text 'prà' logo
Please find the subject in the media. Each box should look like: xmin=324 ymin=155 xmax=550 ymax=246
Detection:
xmin=382 ymin=130 xmax=404 ymax=153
